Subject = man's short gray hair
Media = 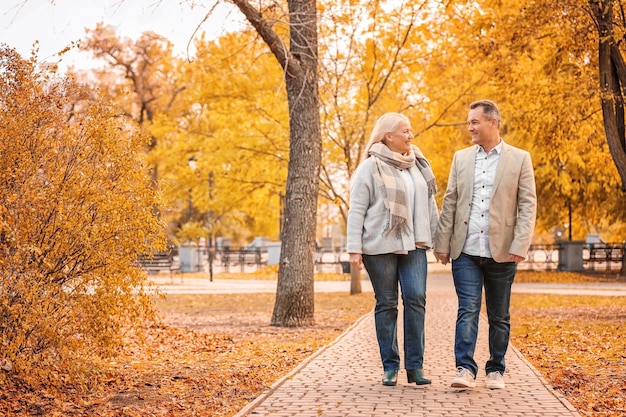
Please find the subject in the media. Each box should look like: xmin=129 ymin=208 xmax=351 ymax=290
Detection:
xmin=470 ymin=99 xmax=501 ymax=128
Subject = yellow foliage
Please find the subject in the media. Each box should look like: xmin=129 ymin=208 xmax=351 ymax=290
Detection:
xmin=149 ymin=30 xmax=290 ymax=243
xmin=409 ymin=0 xmax=626 ymax=241
xmin=318 ymin=0 xmax=459 ymax=229
xmin=0 ymin=47 xmax=166 ymax=387
xmin=76 ymin=0 xmax=626 ymax=246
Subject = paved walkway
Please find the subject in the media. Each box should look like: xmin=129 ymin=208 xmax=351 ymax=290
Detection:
xmin=151 ymin=271 xmax=625 ymax=416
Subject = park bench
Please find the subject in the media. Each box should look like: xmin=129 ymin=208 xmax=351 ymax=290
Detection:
xmin=221 ymin=248 xmax=263 ymax=272
xmin=584 ymin=244 xmax=624 ymax=272
xmin=137 ymin=252 xmax=182 ymax=277
xmin=589 ymin=245 xmax=622 ymax=262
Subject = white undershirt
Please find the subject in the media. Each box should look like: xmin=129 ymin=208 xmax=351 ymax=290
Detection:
xmin=462 ymin=142 xmax=502 ymax=258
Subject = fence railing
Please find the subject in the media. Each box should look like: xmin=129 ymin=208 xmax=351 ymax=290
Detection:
xmin=167 ymin=242 xmax=625 ymax=275
xmin=582 ymin=243 xmax=625 ymax=273
xmin=521 ymin=242 xmax=625 ymax=273
xmin=519 ymin=244 xmax=560 ymax=271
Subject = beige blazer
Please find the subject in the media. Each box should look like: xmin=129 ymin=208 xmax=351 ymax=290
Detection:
xmin=433 ymin=142 xmax=537 ymax=263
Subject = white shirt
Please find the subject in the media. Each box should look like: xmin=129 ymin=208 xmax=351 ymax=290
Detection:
xmin=395 ymin=167 xmax=430 ymax=254
xmin=462 ymin=141 xmax=503 ymax=258
xmin=398 ymin=168 xmax=414 ymax=253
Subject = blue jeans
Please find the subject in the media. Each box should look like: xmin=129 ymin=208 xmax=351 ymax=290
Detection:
xmin=451 ymin=253 xmax=516 ymax=376
xmin=363 ymin=249 xmax=427 ymax=371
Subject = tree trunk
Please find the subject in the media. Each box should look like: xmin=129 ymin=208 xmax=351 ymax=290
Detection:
xmin=231 ymin=0 xmax=321 ymax=326
xmin=590 ymin=0 xmax=626 ymax=191
xmin=350 ymin=265 xmax=362 ymax=295
xmin=269 ymin=0 xmax=321 ymax=326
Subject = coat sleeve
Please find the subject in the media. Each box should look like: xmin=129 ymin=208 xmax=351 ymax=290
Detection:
xmin=509 ymin=151 xmax=537 ymax=257
xmin=346 ymin=162 xmax=373 ymax=254
xmin=433 ymin=152 xmax=459 ymax=254
xmin=428 ymin=193 xmax=439 ymax=248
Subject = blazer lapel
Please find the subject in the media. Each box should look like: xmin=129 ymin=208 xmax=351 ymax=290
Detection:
xmin=492 ymin=143 xmax=510 ymax=195
xmin=458 ymin=147 xmax=476 ymax=192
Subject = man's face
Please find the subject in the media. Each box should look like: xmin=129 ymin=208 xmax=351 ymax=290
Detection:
xmin=467 ymin=107 xmax=497 ymax=147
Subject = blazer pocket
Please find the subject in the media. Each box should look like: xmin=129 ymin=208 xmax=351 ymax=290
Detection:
xmin=506 ymin=216 xmax=517 ymax=227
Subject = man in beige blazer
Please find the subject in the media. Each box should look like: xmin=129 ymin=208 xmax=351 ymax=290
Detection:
xmin=434 ymin=100 xmax=537 ymax=390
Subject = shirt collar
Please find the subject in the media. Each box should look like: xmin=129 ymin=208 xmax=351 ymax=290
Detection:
xmin=477 ymin=139 xmax=503 ymax=155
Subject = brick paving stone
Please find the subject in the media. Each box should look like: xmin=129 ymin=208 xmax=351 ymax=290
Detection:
xmin=234 ymin=273 xmax=582 ymax=417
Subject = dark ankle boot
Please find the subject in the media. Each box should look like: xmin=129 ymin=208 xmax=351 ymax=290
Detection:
xmin=382 ymin=369 xmax=398 ymax=386
xmin=406 ymin=369 xmax=431 ymax=385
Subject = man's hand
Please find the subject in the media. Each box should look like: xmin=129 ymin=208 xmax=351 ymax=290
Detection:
xmin=434 ymin=251 xmax=450 ymax=265
xmin=507 ymin=253 xmax=526 ymax=263
xmin=349 ymin=253 xmax=364 ymax=270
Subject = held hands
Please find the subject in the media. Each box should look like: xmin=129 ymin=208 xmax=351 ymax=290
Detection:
xmin=349 ymin=253 xmax=364 ymax=270
xmin=433 ymin=251 xmax=450 ymax=265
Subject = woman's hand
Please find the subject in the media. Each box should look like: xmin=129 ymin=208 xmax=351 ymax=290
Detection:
xmin=349 ymin=253 xmax=364 ymax=270
xmin=434 ymin=251 xmax=450 ymax=265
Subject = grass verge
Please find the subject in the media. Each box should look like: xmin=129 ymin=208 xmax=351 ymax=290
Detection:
xmin=511 ymin=293 xmax=626 ymax=416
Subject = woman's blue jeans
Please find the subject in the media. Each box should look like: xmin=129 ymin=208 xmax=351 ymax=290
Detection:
xmin=362 ymin=249 xmax=427 ymax=371
xmin=451 ymin=253 xmax=517 ymax=377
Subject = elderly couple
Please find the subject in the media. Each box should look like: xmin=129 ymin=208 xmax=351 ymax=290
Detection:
xmin=347 ymin=100 xmax=537 ymax=390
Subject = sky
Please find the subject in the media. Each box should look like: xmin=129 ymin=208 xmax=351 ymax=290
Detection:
xmin=0 ymin=0 xmax=244 ymax=72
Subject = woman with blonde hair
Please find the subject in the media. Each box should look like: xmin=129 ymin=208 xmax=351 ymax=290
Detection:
xmin=347 ymin=112 xmax=438 ymax=386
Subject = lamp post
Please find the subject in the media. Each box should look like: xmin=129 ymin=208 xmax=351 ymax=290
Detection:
xmin=558 ymin=161 xmax=573 ymax=241
xmin=567 ymin=199 xmax=572 ymax=241
xmin=188 ymin=156 xmax=215 ymax=282
xmin=207 ymin=171 xmax=214 ymax=282
xmin=188 ymin=156 xmax=198 ymax=224
xmin=187 ymin=156 xmax=196 ymax=222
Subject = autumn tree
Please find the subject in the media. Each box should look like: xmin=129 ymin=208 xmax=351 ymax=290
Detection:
xmin=208 ymin=0 xmax=626 ymax=247
xmin=317 ymin=0 xmax=472 ymax=293
xmin=81 ymin=23 xmax=186 ymax=183
xmin=149 ymin=31 xmax=290 ymax=244
xmin=499 ymin=1 xmax=623 ymax=238
xmin=0 ymin=47 xmax=165 ymax=385
xmin=407 ymin=0 xmax=626 ymax=240
xmin=228 ymin=0 xmax=321 ymax=326
xmin=589 ymin=0 xmax=626 ymax=191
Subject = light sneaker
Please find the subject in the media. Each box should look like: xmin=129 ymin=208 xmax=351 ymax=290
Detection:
xmin=486 ymin=371 xmax=506 ymax=389
xmin=451 ymin=367 xmax=476 ymax=388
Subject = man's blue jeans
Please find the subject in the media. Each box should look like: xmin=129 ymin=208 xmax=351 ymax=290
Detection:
xmin=363 ymin=249 xmax=427 ymax=371
xmin=451 ymin=253 xmax=517 ymax=376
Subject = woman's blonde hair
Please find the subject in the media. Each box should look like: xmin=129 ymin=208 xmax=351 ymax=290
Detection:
xmin=361 ymin=112 xmax=410 ymax=161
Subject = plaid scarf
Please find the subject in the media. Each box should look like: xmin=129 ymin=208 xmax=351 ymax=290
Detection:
xmin=369 ymin=142 xmax=437 ymax=237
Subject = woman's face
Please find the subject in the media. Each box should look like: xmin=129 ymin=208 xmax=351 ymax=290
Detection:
xmin=384 ymin=120 xmax=413 ymax=154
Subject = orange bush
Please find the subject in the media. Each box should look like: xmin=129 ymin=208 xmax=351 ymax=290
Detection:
xmin=0 ymin=47 xmax=165 ymax=387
